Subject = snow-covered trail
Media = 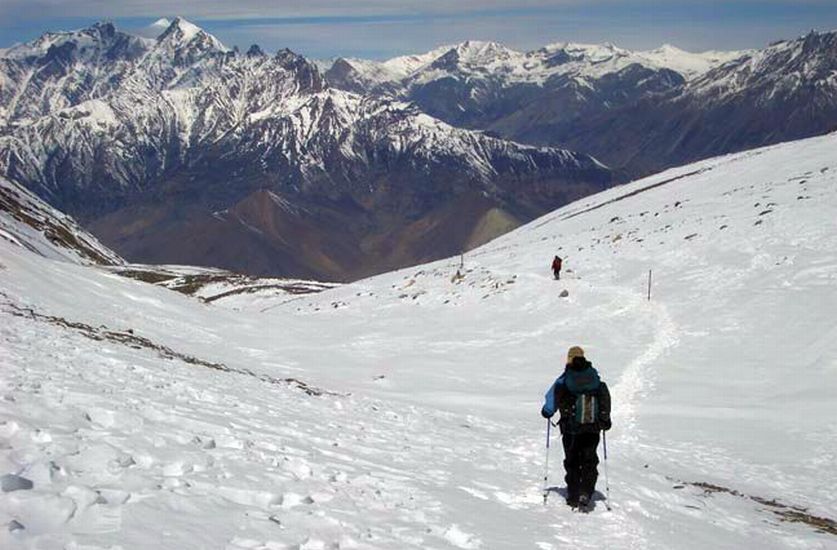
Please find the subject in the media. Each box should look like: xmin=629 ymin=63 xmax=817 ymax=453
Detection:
xmin=3 ymin=134 xmax=837 ymax=548
xmin=0 ymin=268 xmax=681 ymax=549
xmin=3 ymin=243 xmax=828 ymax=549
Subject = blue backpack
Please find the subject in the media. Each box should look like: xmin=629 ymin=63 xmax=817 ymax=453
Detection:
xmin=565 ymin=367 xmax=601 ymax=428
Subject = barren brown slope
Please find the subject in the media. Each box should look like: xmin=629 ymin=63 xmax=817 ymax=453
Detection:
xmin=88 ymin=178 xmax=602 ymax=282
xmin=89 ymin=190 xmax=369 ymax=281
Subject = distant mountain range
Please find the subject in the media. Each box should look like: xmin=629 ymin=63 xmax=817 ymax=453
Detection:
xmin=1 ymin=19 xmax=835 ymax=280
xmin=0 ymin=19 xmax=609 ymax=280
xmin=324 ymin=40 xmax=740 ymax=143
xmin=323 ymin=31 xmax=837 ymax=178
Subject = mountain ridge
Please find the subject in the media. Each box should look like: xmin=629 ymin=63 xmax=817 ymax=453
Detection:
xmin=3 ymin=19 xmax=837 ymax=279
xmin=0 ymin=18 xmax=611 ymax=281
xmin=0 ymin=173 xmax=123 ymax=265
xmin=323 ymin=29 xmax=837 ymax=178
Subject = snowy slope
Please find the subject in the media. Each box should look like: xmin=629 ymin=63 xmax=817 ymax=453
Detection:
xmin=0 ymin=172 xmax=335 ymax=307
xmin=111 ymin=263 xmax=339 ymax=308
xmin=2 ymin=133 xmax=837 ymax=548
xmin=0 ymin=175 xmax=122 ymax=265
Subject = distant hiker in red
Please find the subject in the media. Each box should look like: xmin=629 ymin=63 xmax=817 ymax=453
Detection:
xmin=551 ymin=255 xmax=563 ymax=280
xmin=541 ymin=346 xmax=611 ymax=510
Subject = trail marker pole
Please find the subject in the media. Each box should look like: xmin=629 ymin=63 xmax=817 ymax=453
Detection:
xmin=647 ymin=269 xmax=652 ymax=301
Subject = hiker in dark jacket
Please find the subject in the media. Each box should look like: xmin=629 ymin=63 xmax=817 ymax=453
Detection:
xmin=541 ymin=346 xmax=611 ymax=508
xmin=551 ymin=255 xmax=563 ymax=280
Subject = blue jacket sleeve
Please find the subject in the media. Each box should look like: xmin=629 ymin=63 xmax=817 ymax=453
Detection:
xmin=541 ymin=375 xmax=563 ymax=418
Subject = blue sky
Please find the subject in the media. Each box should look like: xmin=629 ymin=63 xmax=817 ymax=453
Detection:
xmin=2 ymin=1 xmax=837 ymax=59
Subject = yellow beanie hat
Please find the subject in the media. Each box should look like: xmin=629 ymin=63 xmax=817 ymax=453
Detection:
xmin=566 ymin=346 xmax=585 ymax=364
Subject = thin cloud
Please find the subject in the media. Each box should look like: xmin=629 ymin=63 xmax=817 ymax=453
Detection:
xmin=1 ymin=1 xmax=836 ymax=58
xmin=219 ymin=8 xmax=834 ymax=60
xmin=0 ymin=1 xmax=581 ymax=20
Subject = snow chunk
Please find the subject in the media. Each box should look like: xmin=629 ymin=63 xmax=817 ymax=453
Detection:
xmin=444 ymin=524 xmax=481 ymax=549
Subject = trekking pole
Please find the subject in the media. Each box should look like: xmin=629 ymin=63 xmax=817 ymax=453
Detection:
xmin=542 ymin=419 xmax=551 ymax=504
xmin=602 ymin=430 xmax=612 ymax=511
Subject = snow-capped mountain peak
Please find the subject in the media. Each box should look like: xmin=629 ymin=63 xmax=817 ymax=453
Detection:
xmin=425 ymin=40 xmax=520 ymax=73
xmin=0 ymin=19 xmax=611 ymax=280
xmin=452 ymin=40 xmax=513 ymax=59
xmin=536 ymin=41 xmax=632 ymax=69
xmin=329 ymin=38 xmax=746 ymax=95
xmin=687 ymin=29 xmax=837 ymax=102
xmin=155 ymin=16 xmax=229 ymax=54
xmin=138 ymin=17 xmax=174 ymax=39
xmin=1 ymin=20 xmax=134 ymax=61
xmin=379 ymin=44 xmax=454 ymax=75
xmin=637 ymin=43 xmax=747 ymax=79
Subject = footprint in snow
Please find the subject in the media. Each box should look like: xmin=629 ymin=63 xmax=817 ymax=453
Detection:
xmin=278 ymin=492 xmax=315 ymax=509
xmin=281 ymin=457 xmax=313 ymax=479
xmin=83 ymin=407 xmax=116 ymax=428
xmin=97 ymin=488 xmax=131 ymax=505
xmin=225 ymin=487 xmax=284 ymax=509
xmin=329 ymin=471 xmax=348 ymax=483
xmin=30 ymin=429 xmax=52 ymax=444
xmin=0 ymin=420 xmax=20 ymax=439
xmin=3 ymin=493 xmax=76 ymax=534
xmin=162 ymin=461 xmax=193 ymax=477
xmin=17 ymin=460 xmax=65 ymax=487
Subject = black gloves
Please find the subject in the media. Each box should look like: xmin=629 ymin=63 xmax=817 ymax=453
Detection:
xmin=600 ymin=417 xmax=612 ymax=431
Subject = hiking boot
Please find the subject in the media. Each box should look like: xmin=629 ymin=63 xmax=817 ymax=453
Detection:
xmin=566 ymin=494 xmax=579 ymax=507
xmin=577 ymin=494 xmax=591 ymax=509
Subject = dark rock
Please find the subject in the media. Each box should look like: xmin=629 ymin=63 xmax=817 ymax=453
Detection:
xmin=8 ymin=520 xmax=24 ymax=532
xmin=1 ymin=474 xmax=34 ymax=492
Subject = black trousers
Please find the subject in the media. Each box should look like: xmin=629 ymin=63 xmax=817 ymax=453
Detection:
xmin=562 ymin=432 xmax=600 ymax=498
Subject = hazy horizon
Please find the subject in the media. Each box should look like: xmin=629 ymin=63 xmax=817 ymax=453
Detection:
xmin=2 ymin=1 xmax=837 ymax=60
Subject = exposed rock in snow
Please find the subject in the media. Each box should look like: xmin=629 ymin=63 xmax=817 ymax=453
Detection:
xmin=1 ymin=474 xmax=33 ymax=492
xmin=0 ymin=175 xmax=123 ymax=265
